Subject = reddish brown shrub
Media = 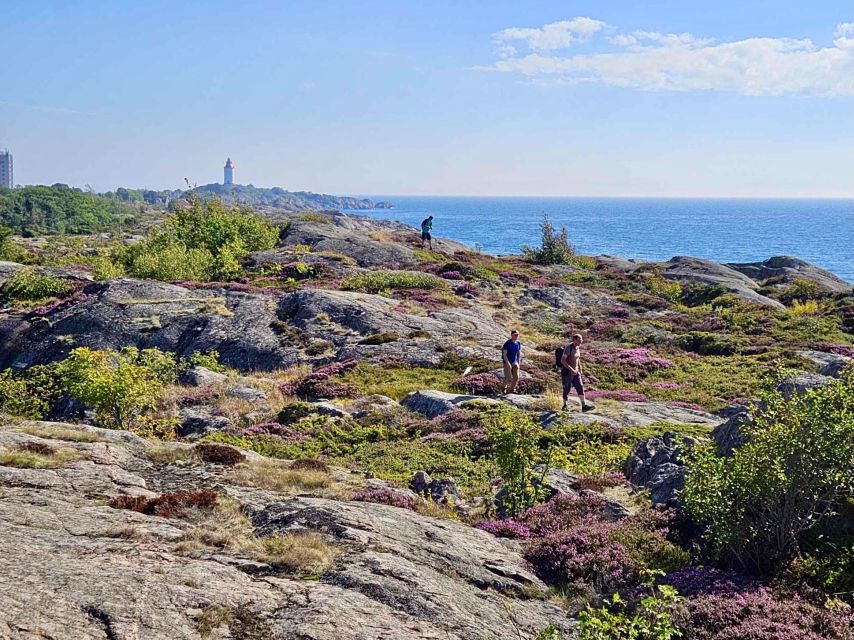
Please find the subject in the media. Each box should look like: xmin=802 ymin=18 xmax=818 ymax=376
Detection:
xmin=17 ymin=442 xmax=56 ymax=456
xmin=194 ymin=443 xmax=245 ymax=465
xmin=108 ymin=490 xmax=218 ymax=519
xmin=290 ymin=458 xmax=330 ymax=473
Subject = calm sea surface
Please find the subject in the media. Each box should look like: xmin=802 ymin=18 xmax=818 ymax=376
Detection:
xmin=358 ymin=197 xmax=853 ymax=282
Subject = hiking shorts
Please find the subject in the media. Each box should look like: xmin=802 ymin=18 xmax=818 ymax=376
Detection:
xmin=561 ymin=369 xmax=584 ymax=395
xmin=421 ymin=231 xmax=431 ymax=241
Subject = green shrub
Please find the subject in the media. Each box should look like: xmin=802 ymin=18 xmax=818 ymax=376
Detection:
xmin=779 ymin=278 xmax=823 ymax=305
xmin=682 ymin=370 xmax=854 ymax=574
xmin=483 ymin=405 xmax=551 ymax=516
xmin=185 ymin=350 xmax=229 ymax=374
xmin=522 ymin=214 xmax=576 ymax=266
xmin=0 ymin=365 xmax=61 ymax=418
xmin=680 ymin=283 xmax=726 ymax=307
xmin=358 ymin=331 xmax=400 ymax=345
xmin=675 ymin=331 xmax=744 ymax=355
xmin=55 ymin=346 xmax=178 ymax=431
xmin=578 ymin=574 xmax=684 ymax=640
xmin=2 ymin=268 xmax=73 ymax=302
xmin=116 ymin=197 xmax=279 ymax=282
xmin=644 ymin=274 xmax=682 ymax=303
xmin=341 ymin=271 xmax=448 ymax=294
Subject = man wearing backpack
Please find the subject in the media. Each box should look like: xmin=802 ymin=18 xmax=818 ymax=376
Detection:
xmin=502 ymin=329 xmax=522 ymax=394
xmin=560 ymin=334 xmax=591 ymax=412
xmin=421 ymin=215 xmax=434 ymax=250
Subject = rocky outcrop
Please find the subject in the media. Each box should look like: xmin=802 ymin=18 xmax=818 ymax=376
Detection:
xmin=279 ymin=289 xmax=507 ymax=366
xmin=402 ymin=390 xmax=496 ymax=418
xmin=798 ymin=350 xmax=852 ymax=378
xmin=0 ymin=279 xmax=299 ymax=372
xmin=656 ymin=256 xmax=783 ymax=308
xmin=0 ymin=421 xmax=573 ymax=639
xmin=712 ymin=406 xmax=752 ymax=456
xmin=727 ymin=256 xmax=851 ymax=294
xmin=776 ymin=372 xmax=833 ymax=399
xmin=625 ymin=433 xmax=697 ymax=508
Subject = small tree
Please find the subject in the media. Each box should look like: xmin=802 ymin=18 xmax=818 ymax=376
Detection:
xmin=522 ymin=214 xmax=576 ymax=266
xmin=56 ymin=347 xmax=177 ymax=431
xmin=483 ymin=406 xmax=550 ymax=517
xmin=682 ymin=367 xmax=854 ymax=574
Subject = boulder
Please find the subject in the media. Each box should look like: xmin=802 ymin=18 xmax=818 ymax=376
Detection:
xmin=712 ymin=406 xmax=752 ymax=456
xmin=278 ymin=288 xmax=507 ymax=366
xmin=0 ymin=279 xmax=300 ymax=372
xmin=180 ymin=365 xmax=229 ymax=387
xmin=625 ymin=432 xmax=696 ymax=508
xmin=798 ymin=350 xmax=852 ymax=378
xmin=727 ymin=256 xmax=851 ymax=294
xmin=402 ymin=390 xmax=498 ymax=419
xmin=176 ymin=407 xmax=234 ymax=438
xmin=409 ymin=471 xmax=462 ymax=505
xmin=655 ymin=256 xmax=784 ymax=308
xmin=776 ymin=372 xmax=833 ymax=399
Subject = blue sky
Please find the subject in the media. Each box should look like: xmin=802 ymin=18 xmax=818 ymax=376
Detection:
xmin=1 ymin=0 xmax=851 ymax=196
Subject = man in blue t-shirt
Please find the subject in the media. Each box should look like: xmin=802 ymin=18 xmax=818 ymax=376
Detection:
xmin=502 ymin=329 xmax=522 ymax=394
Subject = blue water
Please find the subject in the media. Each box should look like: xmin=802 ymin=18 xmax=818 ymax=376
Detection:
xmin=358 ymin=197 xmax=853 ymax=282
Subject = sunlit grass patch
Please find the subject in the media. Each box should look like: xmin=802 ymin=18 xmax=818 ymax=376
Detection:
xmin=0 ymin=443 xmax=84 ymax=468
xmin=229 ymin=458 xmax=332 ymax=493
xmin=16 ymin=423 xmax=104 ymax=443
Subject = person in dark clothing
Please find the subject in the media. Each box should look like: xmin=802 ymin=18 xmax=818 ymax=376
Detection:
xmin=561 ymin=333 xmax=592 ymax=411
xmin=502 ymin=329 xmax=522 ymax=394
xmin=421 ymin=216 xmax=434 ymax=250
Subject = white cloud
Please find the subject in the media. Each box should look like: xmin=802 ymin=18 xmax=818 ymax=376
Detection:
xmin=482 ymin=20 xmax=854 ymax=96
xmin=493 ymin=17 xmax=606 ymax=52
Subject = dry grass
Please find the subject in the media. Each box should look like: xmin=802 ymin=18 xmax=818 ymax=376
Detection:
xmin=525 ymin=390 xmax=564 ymax=412
xmin=178 ymin=497 xmax=337 ymax=576
xmin=230 ymin=459 xmax=332 ymax=493
xmin=197 ymin=605 xmax=234 ymax=639
xmin=414 ymin=500 xmax=461 ymax=522
xmin=0 ymin=445 xmax=83 ymax=469
xmin=16 ymin=423 xmax=104 ymax=443
xmin=147 ymin=444 xmax=193 ymax=464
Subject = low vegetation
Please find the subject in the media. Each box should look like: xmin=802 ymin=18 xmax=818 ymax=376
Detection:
xmin=0 ymin=442 xmax=83 ymax=468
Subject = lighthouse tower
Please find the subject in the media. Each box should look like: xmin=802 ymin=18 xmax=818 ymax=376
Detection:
xmin=223 ymin=158 xmax=235 ymax=185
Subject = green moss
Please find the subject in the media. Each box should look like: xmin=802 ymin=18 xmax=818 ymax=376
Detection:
xmin=340 ymin=363 xmax=458 ymax=401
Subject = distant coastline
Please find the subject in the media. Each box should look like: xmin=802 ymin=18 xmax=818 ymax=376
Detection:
xmin=355 ymin=196 xmax=854 ymax=283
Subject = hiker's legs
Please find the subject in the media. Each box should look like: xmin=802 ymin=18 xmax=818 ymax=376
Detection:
xmin=507 ymin=363 xmax=519 ymax=394
xmin=572 ymin=375 xmax=589 ymax=410
xmin=561 ymin=370 xmax=571 ymax=408
xmin=503 ymin=361 xmax=513 ymax=393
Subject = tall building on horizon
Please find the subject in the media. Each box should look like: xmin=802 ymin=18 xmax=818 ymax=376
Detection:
xmin=223 ymin=157 xmax=234 ymax=185
xmin=0 ymin=149 xmax=12 ymax=189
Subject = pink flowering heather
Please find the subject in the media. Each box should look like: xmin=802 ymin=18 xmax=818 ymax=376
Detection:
xmin=279 ymin=360 xmax=358 ymax=400
xmin=648 ymin=382 xmax=682 ymax=390
xmin=420 ymin=427 xmax=487 ymax=443
xmin=477 ymin=518 xmax=533 ymax=539
xmin=667 ymin=400 xmax=705 ymax=412
xmin=452 ymin=372 xmax=546 ymax=396
xmin=29 ymin=292 xmax=91 ymax=316
xmin=440 ymin=270 xmax=464 ymax=280
xmin=575 ymin=472 xmax=629 ymax=492
xmin=664 ymin=568 xmax=853 ymax=640
xmin=453 ymin=282 xmax=477 ymax=296
xmin=814 ymin=342 xmax=854 ymax=358
xmin=352 ymin=487 xmax=419 ymax=511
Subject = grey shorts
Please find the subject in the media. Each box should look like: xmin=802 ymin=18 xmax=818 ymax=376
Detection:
xmin=561 ymin=370 xmax=584 ymax=395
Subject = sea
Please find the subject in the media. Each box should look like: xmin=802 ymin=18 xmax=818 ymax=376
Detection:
xmin=357 ymin=197 xmax=854 ymax=283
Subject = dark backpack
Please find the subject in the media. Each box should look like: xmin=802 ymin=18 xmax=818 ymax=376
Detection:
xmin=554 ymin=347 xmax=565 ymax=369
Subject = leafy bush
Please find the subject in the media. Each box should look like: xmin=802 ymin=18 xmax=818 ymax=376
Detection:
xmin=578 ymin=575 xmax=685 ymax=640
xmin=645 ymin=274 xmax=682 ymax=303
xmin=0 ymin=365 xmax=61 ymax=418
xmin=483 ymin=406 xmax=551 ymax=516
xmin=675 ymin=331 xmax=745 ymax=356
xmin=1 ymin=268 xmax=73 ymax=303
xmin=780 ymin=278 xmax=823 ymax=305
xmin=116 ymin=197 xmax=279 ymax=281
xmin=55 ymin=346 xmax=178 ymax=431
xmin=523 ymin=214 xmax=576 ymax=266
xmin=341 ymin=270 xmax=448 ymax=294
xmin=682 ymin=371 xmax=854 ymax=574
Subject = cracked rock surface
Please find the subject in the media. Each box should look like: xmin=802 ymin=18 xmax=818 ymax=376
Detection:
xmin=0 ymin=421 xmax=575 ymax=639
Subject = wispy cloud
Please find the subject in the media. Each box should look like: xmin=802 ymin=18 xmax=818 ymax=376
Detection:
xmin=479 ymin=20 xmax=854 ymax=96
xmin=0 ymin=100 xmax=97 ymax=116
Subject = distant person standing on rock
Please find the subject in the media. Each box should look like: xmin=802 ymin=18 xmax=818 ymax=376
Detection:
xmin=502 ymin=329 xmax=522 ymax=394
xmin=561 ymin=334 xmax=592 ymax=412
xmin=421 ymin=215 xmax=434 ymax=250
